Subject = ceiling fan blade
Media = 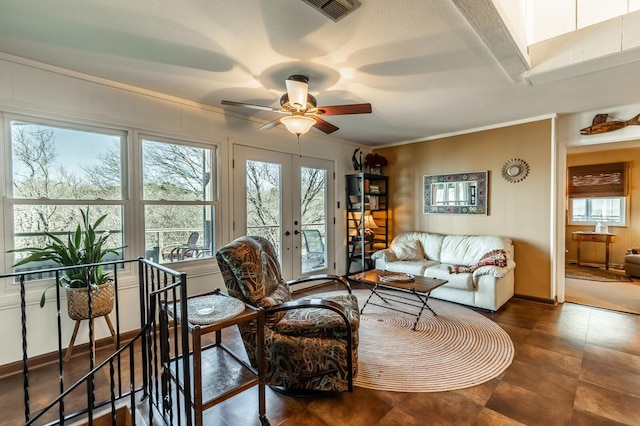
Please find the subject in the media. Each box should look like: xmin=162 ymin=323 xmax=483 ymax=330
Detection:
xmin=285 ymin=76 xmax=309 ymax=111
xmin=312 ymin=116 xmax=339 ymax=134
xmin=257 ymin=118 xmax=282 ymax=131
xmin=221 ymin=100 xmax=286 ymax=113
xmin=315 ymin=103 xmax=372 ymax=116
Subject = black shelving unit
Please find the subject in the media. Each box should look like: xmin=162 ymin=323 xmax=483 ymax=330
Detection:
xmin=346 ymin=173 xmax=389 ymax=274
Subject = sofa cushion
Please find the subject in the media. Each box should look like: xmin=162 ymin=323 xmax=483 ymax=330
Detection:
xmin=425 ymin=264 xmax=474 ymax=290
xmin=392 ymin=231 xmax=445 ymax=262
xmin=390 ymin=240 xmax=424 ymax=260
xmin=440 ymin=235 xmax=511 ymax=266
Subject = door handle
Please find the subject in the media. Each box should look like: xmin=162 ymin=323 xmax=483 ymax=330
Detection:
xmin=285 ymin=231 xmax=291 ymax=236
xmin=294 ymin=230 xmax=300 ymax=235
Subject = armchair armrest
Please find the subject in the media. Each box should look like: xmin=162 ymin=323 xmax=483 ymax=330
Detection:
xmin=266 ymin=298 xmax=354 ymax=343
xmin=268 ymin=298 xmax=350 ymax=322
xmin=287 ymin=274 xmax=352 ymax=293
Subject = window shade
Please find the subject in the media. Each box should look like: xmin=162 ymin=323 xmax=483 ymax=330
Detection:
xmin=568 ymin=162 xmax=628 ymax=198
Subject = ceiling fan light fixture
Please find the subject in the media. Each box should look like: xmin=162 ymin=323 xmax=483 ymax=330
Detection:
xmin=281 ymin=115 xmax=316 ymax=136
xmin=285 ymin=76 xmax=309 ymax=111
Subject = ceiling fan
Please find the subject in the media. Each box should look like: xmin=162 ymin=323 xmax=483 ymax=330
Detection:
xmin=221 ymin=75 xmax=372 ymax=137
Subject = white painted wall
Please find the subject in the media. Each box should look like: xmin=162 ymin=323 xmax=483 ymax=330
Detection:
xmin=556 ymin=102 xmax=640 ymax=147
xmin=0 ymin=55 xmax=366 ymax=365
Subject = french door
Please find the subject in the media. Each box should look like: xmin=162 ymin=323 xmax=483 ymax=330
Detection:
xmin=233 ymin=145 xmax=334 ymax=280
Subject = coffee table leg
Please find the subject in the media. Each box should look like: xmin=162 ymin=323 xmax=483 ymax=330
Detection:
xmin=411 ymin=291 xmax=436 ymax=330
xmin=360 ymin=283 xmax=391 ymax=314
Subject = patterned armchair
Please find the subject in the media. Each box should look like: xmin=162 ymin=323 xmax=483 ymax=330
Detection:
xmin=216 ymin=236 xmax=359 ymax=393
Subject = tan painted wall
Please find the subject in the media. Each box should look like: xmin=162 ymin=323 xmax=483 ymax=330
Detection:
xmin=566 ymin=146 xmax=640 ymax=267
xmin=375 ymin=119 xmax=553 ymax=300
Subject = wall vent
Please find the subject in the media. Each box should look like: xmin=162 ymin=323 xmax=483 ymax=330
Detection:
xmin=301 ymin=0 xmax=358 ymax=22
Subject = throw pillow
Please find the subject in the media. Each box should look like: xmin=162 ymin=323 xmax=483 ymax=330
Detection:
xmin=390 ymin=240 xmax=425 ymax=261
xmin=476 ymin=249 xmax=508 ymax=267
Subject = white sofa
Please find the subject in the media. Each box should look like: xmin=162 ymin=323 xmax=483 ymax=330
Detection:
xmin=371 ymin=231 xmax=515 ymax=311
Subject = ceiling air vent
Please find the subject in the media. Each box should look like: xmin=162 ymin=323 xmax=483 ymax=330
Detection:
xmin=301 ymin=0 xmax=358 ymax=22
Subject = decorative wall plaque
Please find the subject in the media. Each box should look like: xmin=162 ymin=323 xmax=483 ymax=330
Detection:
xmin=501 ymin=159 xmax=529 ymax=183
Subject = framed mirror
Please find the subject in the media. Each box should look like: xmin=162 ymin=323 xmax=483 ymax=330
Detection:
xmin=423 ymin=171 xmax=488 ymax=215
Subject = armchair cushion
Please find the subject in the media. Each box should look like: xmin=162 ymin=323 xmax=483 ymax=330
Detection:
xmin=273 ymin=294 xmax=360 ymax=341
xmin=216 ymin=235 xmax=359 ymax=392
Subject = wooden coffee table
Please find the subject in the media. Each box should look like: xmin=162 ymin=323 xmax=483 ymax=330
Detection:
xmin=349 ymin=269 xmax=448 ymax=330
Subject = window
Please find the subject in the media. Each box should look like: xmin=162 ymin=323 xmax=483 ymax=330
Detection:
xmin=141 ymin=136 xmax=216 ymax=264
xmin=567 ymin=162 xmax=629 ymax=227
xmin=8 ymin=119 xmax=126 ymax=275
xmin=569 ymin=197 xmax=627 ymax=226
xmin=5 ymin=116 xmax=219 ymax=282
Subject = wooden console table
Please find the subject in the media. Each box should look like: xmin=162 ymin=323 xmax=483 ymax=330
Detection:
xmin=571 ymin=231 xmax=616 ymax=270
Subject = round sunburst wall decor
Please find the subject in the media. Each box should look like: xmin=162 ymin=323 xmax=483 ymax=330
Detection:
xmin=501 ymin=158 xmax=529 ymax=183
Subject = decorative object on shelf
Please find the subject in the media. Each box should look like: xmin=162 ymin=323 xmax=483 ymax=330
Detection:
xmin=352 ymin=148 xmax=362 ymax=172
xmin=364 ymin=153 xmax=388 ymax=174
xmin=580 ymin=113 xmax=640 ymax=135
xmin=595 ymin=222 xmax=609 ymax=234
xmin=423 ymin=171 xmax=488 ymax=215
xmin=501 ymin=158 xmax=529 ymax=183
xmin=363 ymin=213 xmax=378 ymax=241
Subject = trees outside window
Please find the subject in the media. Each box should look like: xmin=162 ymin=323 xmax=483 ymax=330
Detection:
xmin=10 ymin=121 xmax=125 ymax=261
xmin=6 ymin=118 xmax=219 ymax=277
xmin=141 ymin=137 xmax=215 ymax=262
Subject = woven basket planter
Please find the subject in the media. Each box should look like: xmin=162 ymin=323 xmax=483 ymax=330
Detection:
xmin=66 ymin=282 xmax=115 ymax=320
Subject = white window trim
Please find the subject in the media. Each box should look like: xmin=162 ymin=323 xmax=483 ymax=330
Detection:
xmin=1 ymin=114 xmax=222 ymax=306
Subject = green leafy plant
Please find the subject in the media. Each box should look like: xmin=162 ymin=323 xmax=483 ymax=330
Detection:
xmin=8 ymin=209 xmax=125 ymax=307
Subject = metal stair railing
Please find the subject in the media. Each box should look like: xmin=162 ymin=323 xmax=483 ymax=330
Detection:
xmin=1 ymin=258 xmax=190 ymax=425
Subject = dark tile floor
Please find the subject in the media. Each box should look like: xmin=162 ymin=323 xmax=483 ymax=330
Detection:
xmin=204 ymin=295 xmax=640 ymax=426
xmin=3 ymin=291 xmax=640 ymax=425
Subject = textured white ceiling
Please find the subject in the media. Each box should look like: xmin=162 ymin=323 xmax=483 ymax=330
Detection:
xmin=0 ymin=0 xmax=639 ymax=146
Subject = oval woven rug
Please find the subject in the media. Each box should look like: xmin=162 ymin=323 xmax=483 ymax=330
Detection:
xmin=323 ymin=289 xmax=514 ymax=392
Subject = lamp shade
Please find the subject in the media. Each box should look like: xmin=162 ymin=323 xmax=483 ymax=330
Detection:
xmin=363 ymin=214 xmax=379 ymax=229
xmin=281 ymin=115 xmax=316 ymax=136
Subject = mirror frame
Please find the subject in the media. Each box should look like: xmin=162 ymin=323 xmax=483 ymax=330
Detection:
xmin=501 ymin=158 xmax=529 ymax=183
xmin=423 ymin=170 xmax=488 ymax=215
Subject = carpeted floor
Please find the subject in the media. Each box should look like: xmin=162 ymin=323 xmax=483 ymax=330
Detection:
xmin=565 ymin=264 xmax=640 ymax=314
xmin=565 ymin=263 xmax=632 ymax=282
xmin=321 ymin=289 xmax=514 ymax=392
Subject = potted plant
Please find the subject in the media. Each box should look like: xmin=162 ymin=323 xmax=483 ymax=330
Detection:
xmin=9 ymin=209 xmax=125 ymax=319
xmin=364 ymin=153 xmax=388 ymax=174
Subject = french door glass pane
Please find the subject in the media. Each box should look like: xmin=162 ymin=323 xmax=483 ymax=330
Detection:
xmin=301 ymin=166 xmax=327 ymax=272
xmin=246 ymin=160 xmax=282 ymax=255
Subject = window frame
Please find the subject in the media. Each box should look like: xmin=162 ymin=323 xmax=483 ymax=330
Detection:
xmin=568 ymin=196 xmax=629 ymax=227
xmin=137 ymin=132 xmax=219 ymax=265
xmin=1 ymin=114 xmax=221 ymax=297
xmin=3 ymin=115 xmax=130 ymax=285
